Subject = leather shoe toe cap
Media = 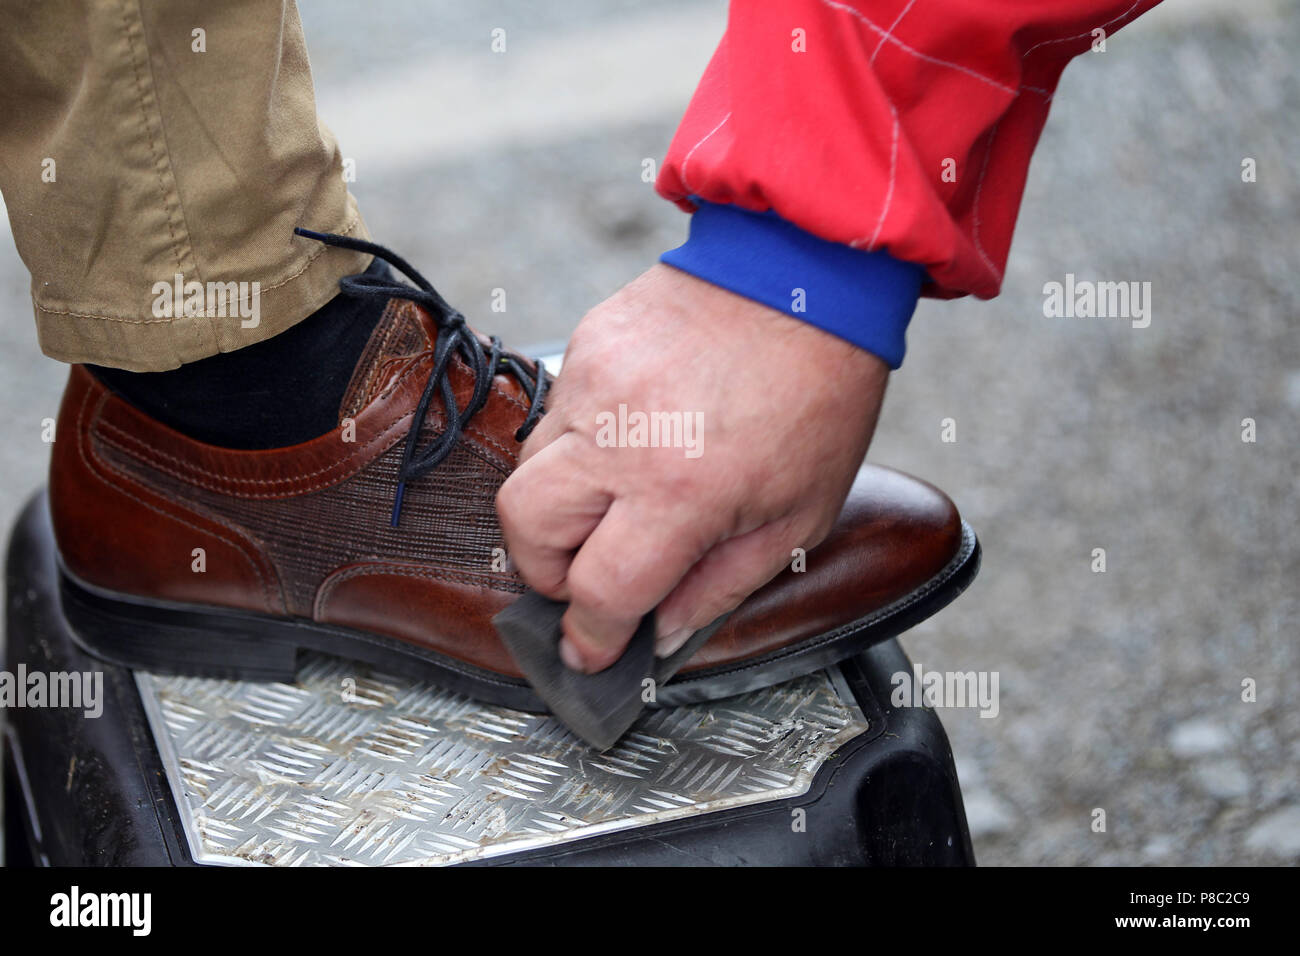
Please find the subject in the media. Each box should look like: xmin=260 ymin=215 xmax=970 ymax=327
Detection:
xmin=682 ymin=465 xmax=965 ymax=671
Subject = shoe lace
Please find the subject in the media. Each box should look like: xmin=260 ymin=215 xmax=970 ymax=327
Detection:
xmin=294 ymin=229 xmax=549 ymax=527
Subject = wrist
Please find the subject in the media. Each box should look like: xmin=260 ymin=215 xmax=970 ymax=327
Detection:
xmin=648 ymin=261 xmax=890 ymax=408
xmin=660 ymin=200 xmax=925 ymax=370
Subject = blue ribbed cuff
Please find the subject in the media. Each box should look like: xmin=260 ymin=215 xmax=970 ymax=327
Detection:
xmin=660 ymin=201 xmax=924 ymax=369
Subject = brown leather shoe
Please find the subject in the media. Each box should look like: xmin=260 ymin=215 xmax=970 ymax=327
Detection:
xmin=51 ymin=244 xmax=978 ymax=710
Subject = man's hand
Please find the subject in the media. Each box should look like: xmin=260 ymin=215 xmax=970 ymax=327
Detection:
xmin=496 ymin=264 xmax=889 ymax=673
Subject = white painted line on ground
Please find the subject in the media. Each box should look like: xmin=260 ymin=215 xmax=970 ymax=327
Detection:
xmin=314 ymin=4 xmax=727 ymax=175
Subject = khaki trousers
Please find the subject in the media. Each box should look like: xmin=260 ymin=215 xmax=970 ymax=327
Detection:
xmin=0 ymin=0 xmax=371 ymax=371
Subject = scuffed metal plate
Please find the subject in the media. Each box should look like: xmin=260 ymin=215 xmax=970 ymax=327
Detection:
xmin=135 ymin=654 xmax=867 ymax=866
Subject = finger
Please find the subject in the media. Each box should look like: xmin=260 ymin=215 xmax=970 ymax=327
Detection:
xmin=496 ymin=438 xmax=610 ymax=599
xmin=516 ymin=370 xmax=574 ymax=467
xmin=516 ymin=407 xmax=567 ymax=467
xmin=560 ymin=501 xmax=714 ymax=673
xmin=653 ymin=519 xmax=796 ymax=657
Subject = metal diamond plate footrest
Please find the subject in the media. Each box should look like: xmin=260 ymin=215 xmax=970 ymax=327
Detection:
xmin=7 ymin=491 xmax=974 ymax=866
xmin=136 ymin=655 xmax=868 ymax=866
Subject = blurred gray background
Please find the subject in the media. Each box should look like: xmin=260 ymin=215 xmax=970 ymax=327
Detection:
xmin=1 ymin=0 xmax=1295 ymax=865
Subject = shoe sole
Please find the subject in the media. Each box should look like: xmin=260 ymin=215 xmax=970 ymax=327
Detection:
xmin=58 ymin=522 xmax=979 ymax=711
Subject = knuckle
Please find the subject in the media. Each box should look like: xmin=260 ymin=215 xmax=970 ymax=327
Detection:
xmin=494 ymin=474 xmax=527 ymax=529
xmin=659 ymin=464 xmax=706 ymax=500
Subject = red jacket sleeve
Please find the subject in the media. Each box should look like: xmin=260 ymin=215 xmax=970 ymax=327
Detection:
xmin=656 ymin=0 xmax=1162 ymax=300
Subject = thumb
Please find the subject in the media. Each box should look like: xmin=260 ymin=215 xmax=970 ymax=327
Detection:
xmin=652 ymin=520 xmax=797 ymax=657
xmin=560 ymin=501 xmax=712 ymax=673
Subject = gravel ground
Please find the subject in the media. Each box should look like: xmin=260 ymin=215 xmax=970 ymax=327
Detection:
xmin=0 ymin=0 xmax=1295 ymax=866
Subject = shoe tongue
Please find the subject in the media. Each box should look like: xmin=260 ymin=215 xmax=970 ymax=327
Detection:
xmin=337 ymin=299 xmax=441 ymax=424
xmin=337 ymin=296 xmax=548 ymax=429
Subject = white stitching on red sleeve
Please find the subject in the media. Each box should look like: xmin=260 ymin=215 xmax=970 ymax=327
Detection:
xmin=681 ymin=111 xmax=733 ymax=195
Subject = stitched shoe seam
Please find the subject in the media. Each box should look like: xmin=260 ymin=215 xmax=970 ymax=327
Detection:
xmin=96 ymin=412 xmax=411 ymax=495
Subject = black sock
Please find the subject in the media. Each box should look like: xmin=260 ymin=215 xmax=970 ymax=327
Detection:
xmin=88 ymin=258 xmax=389 ymax=449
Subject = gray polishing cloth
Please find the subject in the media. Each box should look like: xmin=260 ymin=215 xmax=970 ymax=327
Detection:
xmin=494 ymin=591 xmax=725 ymax=751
